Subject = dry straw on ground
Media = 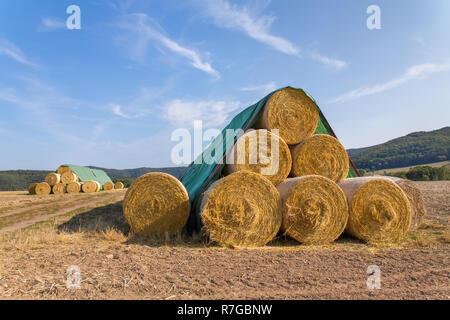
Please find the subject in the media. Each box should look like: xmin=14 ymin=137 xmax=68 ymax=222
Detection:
xmin=123 ymin=172 xmax=190 ymax=236
xmin=255 ymin=87 xmax=319 ymax=145
xmin=66 ymin=182 xmax=81 ymax=194
xmin=226 ymin=129 xmax=292 ymax=186
xmin=52 ymin=183 xmax=66 ymax=195
xmin=382 ymin=176 xmax=426 ymax=230
xmin=103 ymin=181 xmax=114 ymax=191
xmin=56 ymin=165 xmax=71 ymax=175
xmin=61 ymin=172 xmax=78 ymax=184
xmin=35 ymin=182 xmax=51 ymax=195
xmin=82 ymin=181 xmax=99 ymax=193
xmin=290 ymin=134 xmax=349 ymax=183
xmin=45 ymin=173 xmax=61 ymax=186
xmin=338 ymin=177 xmax=411 ymax=243
xmin=277 ymin=175 xmax=348 ymax=244
xmin=200 ymin=171 xmax=282 ymax=248
xmin=28 ymin=183 xmax=37 ymax=194
xmin=115 ymin=182 xmax=124 ymax=189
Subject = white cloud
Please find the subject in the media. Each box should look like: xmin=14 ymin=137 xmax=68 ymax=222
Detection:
xmin=111 ymin=104 xmax=131 ymax=118
xmin=310 ymin=53 xmax=348 ymax=70
xmin=0 ymin=38 xmax=39 ymax=68
xmin=164 ymin=99 xmax=241 ymax=127
xmin=39 ymin=17 xmax=66 ymax=31
xmin=118 ymin=13 xmax=219 ymax=77
xmin=241 ymin=81 xmax=277 ymax=93
xmin=330 ymin=62 xmax=450 ymax=103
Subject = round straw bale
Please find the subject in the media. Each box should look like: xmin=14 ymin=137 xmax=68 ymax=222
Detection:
xmin=82 ymin=181 xmax=99 ymax=193
xmin=52 ymin=183 xmax=67 ymax=195
xmin=61 ymin=172 xmax=78 ymax=184
xmin=45 ymin=172 xmax=61 ymax=186
xmin=379 ymin=176 xmax=426 ymax=230
xmin=115 ymin=182 xmax=124 ymax=189
xmin=200 ymin=171 xmax=282 ymax=248
xmin=95 ymin=181 xmax=101 ymax=192
xmin=226 ymin=129 xmax=292 ymax=186
xmin=35 ymin=182 xmax=51 ymax=195
xmin=123 ymin=172 xmax=190 ymax=236
xmin=255 ymin=87 xmax=319 ymax=145
xmin=57 ymin=165 xmax=71 ymax=175
xmin=338 ymin=177 xmax=411 ymax=243
xmin=103 ymin=181 xmax=114 ymax=191
xmin=66 ymin=182 xmax=81 ymax=194
xmin=290 ymin=134 xmax=349 ymax=183
xmin=28 ymin=183 xmax=37 ymax=194
xmin=277 ymin=175 xmax=348 ymax=244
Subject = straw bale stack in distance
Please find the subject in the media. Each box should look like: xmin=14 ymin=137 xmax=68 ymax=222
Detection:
xmin=57 ymin=165 xmax=71 ymax=175
xmin=277 ymin=175 xmax=348 ymax=244
xmin=66 ymin=182 xmax=81 ymax=194
xmin=103 ymin=181 xmax=114 ymax=191
xmin=290 ymin=134 xmax=349 ymax=183
xmin=28 ymin=183 xmax=37 ymax=194
xmin=123 ymin=172 xmax=190 ymax=236
xmin=226 ymin=129 xmax=292 ymax=186
xmin=52 ymin=183 xmax=66 ymax=195
xmin=338 ymin=177 xmax=411 ymax=243
xmin=255 ymin=87 xmax=319 ymax=145
xmin=381 ymin=176 xmax=426 ymax=230
xmin=61 ymin=172 xmax=78 ymax=184
xmin=45 ymin=172 xmax=61 ymax=186
xmin=35 ymin=182 xmax=51 ymax=195
xmin=82 ymin=181 xmax=99 ymax=193
xmin=200 ymin=171 xmax=282 ymax=248
xmin=115 ymin=182 xmax=124 ymax=189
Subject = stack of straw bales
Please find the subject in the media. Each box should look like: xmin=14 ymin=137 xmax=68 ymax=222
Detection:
xmin=123 ymin=87 xmax=425 ymax=246
xmin=28 ymin=165 xmax=124 ymax=195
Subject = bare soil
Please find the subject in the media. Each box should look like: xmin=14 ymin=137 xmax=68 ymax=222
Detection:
xmin=0 ymin=182 xmax=448 ymax=300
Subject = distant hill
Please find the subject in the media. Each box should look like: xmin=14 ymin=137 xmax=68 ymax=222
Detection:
xmin=347 ymin=127 xmax=449 ymax=172
xmin=87 ymin=166 xmax=186 ymax=179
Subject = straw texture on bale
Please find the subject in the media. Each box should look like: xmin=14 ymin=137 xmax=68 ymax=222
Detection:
xmin=277 ymin=175 xmax=348 ymax=244
xmin=28 ymin=183 xmax=37 ymax=194
xmin=226 ymin=129 xmax=292 ymax=186
xmin=61 ymin=172 xmax=78 ymax=185
xmin=382 ymin=176 xmax=426 ymax=230
xmin=338 ymin=177 xmax=411 ymax=243
xmin=57 ymin=165 xmax=71 ymax=175
xmin=95 ymin=181 xmax=101 ymax=192
xmin=66 ymin=182 xmax=81 ymax=194
xmin=200 ymin=171 xmax=282 ymax=248
xmin=52 ymin=183 xmax=66 ymax=195
xmin=290 ymin=134 xmax=349 ymax=183
xmin=115 ymin=182 xmax=124 ymax=189
xmin=82 ymin=181 xmax=99 ymax=193
xmin=103 ymin=181 xmax=114 ymax=191
xmin=123 ymin=172 xmax=190 ymax=236
xmin=35 ymin=182 xmax=51 ymax=195
xmin=45 ymin=172 xmax=61 ymax=186
xmin=255 ymin=87 xmax=319 ymax=145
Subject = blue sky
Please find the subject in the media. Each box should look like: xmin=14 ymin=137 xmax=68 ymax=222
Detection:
xmin=0 ymin=0 xmax=449 ymax=170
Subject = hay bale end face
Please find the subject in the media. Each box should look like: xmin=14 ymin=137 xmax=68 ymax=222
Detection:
xmin=35 ymin=182 xmax=51 ymax=195
xmin=277 ymin=175 xmax=348 ymax=244
xmin=61 ymin=172 xmax=78 ymax=185
xmin=57 ymin=165 xmax=71 ymax=175
xmin=226 ymin=129 xmax=292 ymax=186
xmin=82 ymin=181 xmax=99 ymax=193
xmin=103 ymin=181 xmax=114 ymax=191
xmin=338 ymin=177 xmax=411 ymax=243
xmin=28 ymin=183 xmax=37 ymax=194
xmin=123 ymin=172 xmax=190 ymax=237
xmin=52 ymin=183 xmax=67 ymax=195
xmin=290 ymin=134 xmax=349 ymax=183
xmin=115 ymin=181 xmax=124 ymax=189
xmin=45 ymin=172 xmax=61 ymax=186
xmin=201 ymin=171 xmax=282 ymax=248
xmin=255 ymin=87 xmax=319 ymax=145
xmin=66 ymin=182 xmax=81 ymax=194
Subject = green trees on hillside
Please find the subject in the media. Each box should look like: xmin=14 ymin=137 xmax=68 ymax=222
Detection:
xmin=387 ymin=165 xmax=450 ymax=181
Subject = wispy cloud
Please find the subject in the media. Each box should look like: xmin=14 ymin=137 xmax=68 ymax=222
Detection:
xmin=330 ymin=62 xmax=450 ymax=103
xmin=163 ymin=99 xmax=241 ymax=127
xmin=39 ymin=17 xmax=66 ymax=31
xmin=118 ymin=13 xmax=219 ymax=77
xmin=0 ymin=38 xmax=39 ymax=68
xmin=198 ymin=0 xmax=347 ymax=70
xmin=241 ymin=81 xmax=277 ymax=94
xmin=111 ymin=104 xmax=131 ymax=118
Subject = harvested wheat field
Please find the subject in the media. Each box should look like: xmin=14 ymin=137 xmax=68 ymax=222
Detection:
xmin=0 ymin=181 xmax=448 ymax=300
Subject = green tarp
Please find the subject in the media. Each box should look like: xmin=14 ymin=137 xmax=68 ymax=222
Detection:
xmin=180 ymin=87 xmax=360 ymax=231
xmin=61 ymin=164 xmax=113 ymax=190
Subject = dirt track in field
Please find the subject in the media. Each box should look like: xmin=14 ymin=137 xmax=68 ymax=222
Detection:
xmin=0 ymin=181 xmax=449 ymax=300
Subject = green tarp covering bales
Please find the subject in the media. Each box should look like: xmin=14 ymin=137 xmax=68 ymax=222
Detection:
xmin=60 ymin=165 xmax=113 ymax=190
